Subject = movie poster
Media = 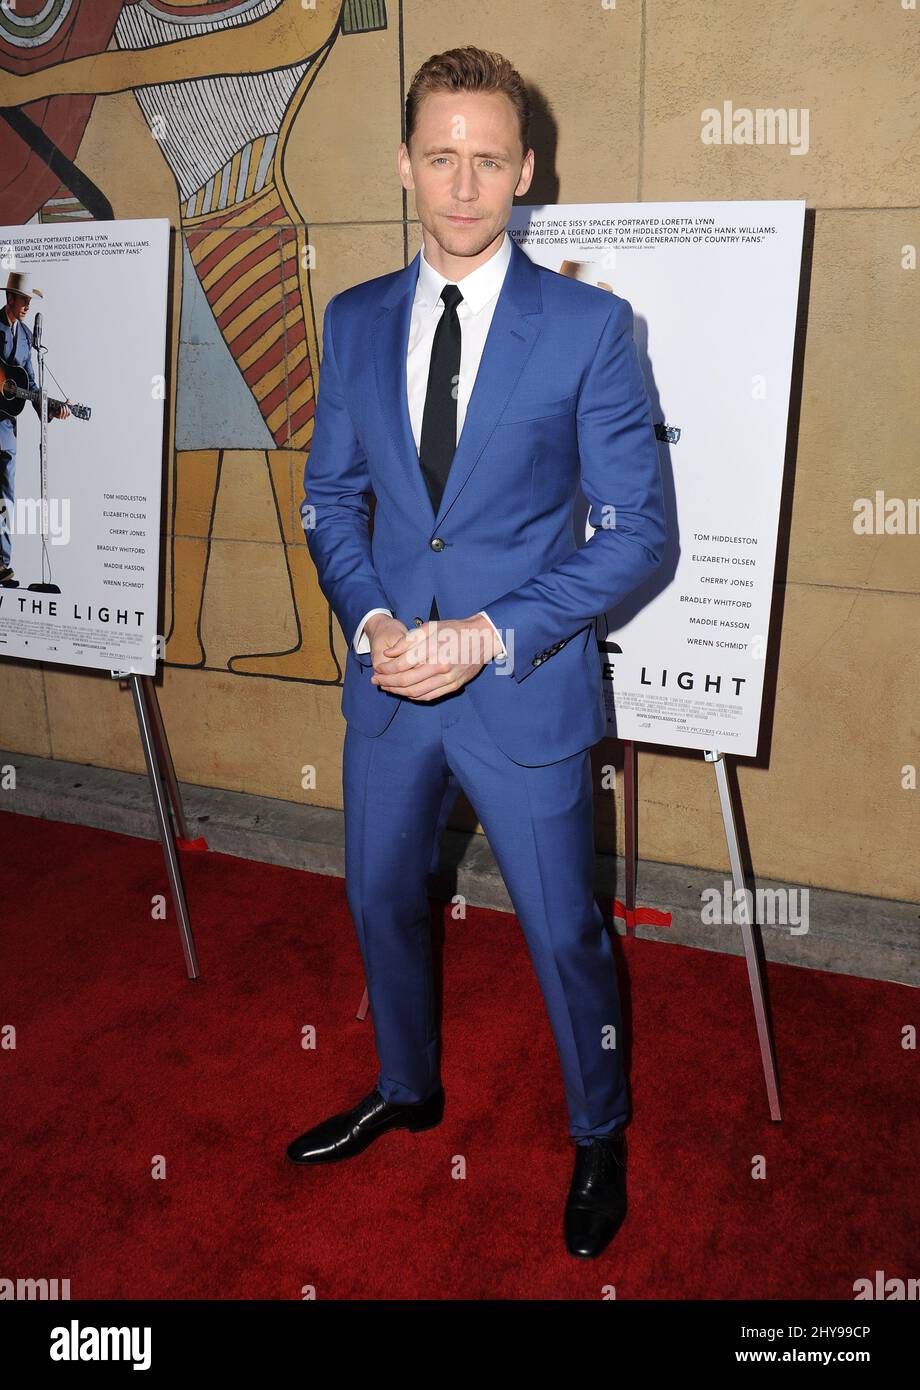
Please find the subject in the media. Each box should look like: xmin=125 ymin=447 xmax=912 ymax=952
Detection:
xmin=0 ymin=218 xmax=170 ymax=676
xmin=508 ymin=201 xmax=805 ymax=757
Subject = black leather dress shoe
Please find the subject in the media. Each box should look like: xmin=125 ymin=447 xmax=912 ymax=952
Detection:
xmin=286 ymin=1084 xmax=444 ymax=1164
xmin=564 ymin=1131 xmax=628 ymax=1258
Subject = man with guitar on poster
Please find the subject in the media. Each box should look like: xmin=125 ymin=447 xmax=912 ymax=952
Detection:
xmin=0 ymin=269 xmax=71 ymax=586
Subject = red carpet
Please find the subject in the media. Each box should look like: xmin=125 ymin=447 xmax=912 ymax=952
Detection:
xmin=1 ymin=808 xmax=915 ymax=1299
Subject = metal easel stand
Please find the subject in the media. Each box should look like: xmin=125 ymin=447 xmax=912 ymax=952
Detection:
xmin=623 ymin=739 xmax=638 ymax=924
xmin=111 ymin=668 xmax=206 ymax=979
xmin=622 ymin=740 xmax=782 ymax=1121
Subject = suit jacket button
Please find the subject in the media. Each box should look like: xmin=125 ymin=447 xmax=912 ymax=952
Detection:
xmin=430 ymin=538 xmax=446 ymax=551
xmin=413 ymin=617 xmax=424 ymax=627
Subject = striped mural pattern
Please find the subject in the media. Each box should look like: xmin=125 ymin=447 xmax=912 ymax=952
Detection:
xmin=185 ymin=180 xmax=316 ymax=451
xmin=38 ymin=188 xmax=92 ymax=222
xmin=183 ymin=134 xmax=279 ymax=219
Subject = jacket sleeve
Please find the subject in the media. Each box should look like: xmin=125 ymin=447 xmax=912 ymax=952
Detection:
xmin=480 ymin=296 xmax=667 ymax=683
xmin=300 ymin=293 xmax=392 ymax=667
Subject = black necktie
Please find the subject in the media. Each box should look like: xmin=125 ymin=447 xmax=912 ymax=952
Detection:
xmin=419 ymin=283 xmax=464 ymax=620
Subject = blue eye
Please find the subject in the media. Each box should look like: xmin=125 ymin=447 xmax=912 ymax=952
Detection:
xmin=431 ymin=157 xmax=500 ymax=168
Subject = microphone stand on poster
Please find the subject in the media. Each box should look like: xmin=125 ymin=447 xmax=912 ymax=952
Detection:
xmin=26 ymin=313 xmax=60 ymax=595
xmin=28 ymin=320 xmax=202 ymax=978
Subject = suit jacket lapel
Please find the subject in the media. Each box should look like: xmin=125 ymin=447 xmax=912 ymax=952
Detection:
xmin=373 ymin=252 xmax=434 ymax=524
xmin=372 ymin=236 xmax=543 ymax=530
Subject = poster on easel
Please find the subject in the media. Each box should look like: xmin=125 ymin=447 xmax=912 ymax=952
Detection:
xmin=0 ymin=217 xmax=170 ymax=676
xmin=507 ymin=201 xmax=805 ymax=758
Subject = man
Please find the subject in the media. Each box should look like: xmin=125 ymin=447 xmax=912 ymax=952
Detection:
xmin=0 ymin=271 xmax=70 ymax=584
xmin=289 ymin=46 xmax=667 ymax=1260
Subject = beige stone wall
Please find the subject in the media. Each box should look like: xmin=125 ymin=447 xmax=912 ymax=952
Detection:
xmin=1 ymin=1 xmax=917 ymax=900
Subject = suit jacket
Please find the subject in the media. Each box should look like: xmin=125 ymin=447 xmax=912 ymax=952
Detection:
xmin=301 ymin=235 xmax=667 ymax=766
xmin=0 ymin=313 xmax=40 ymax=439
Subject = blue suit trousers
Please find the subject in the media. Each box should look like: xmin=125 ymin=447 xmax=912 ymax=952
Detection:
xmin=342 ymin=681 xmax=629 ymax=1143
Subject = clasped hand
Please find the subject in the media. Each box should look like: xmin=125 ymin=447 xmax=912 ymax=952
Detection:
xmin=367 ymin=615 xmax=497 ymax=701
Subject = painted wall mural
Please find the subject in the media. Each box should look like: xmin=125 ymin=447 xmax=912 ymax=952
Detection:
xmin=0 ymin=0 xmax=388 ymax=682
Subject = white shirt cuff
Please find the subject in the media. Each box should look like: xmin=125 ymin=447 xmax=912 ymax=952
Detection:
xmin=354 ymin=608 xmax=392 ymax=654
xmin=477 ymin=609 xmax=507 ymax=661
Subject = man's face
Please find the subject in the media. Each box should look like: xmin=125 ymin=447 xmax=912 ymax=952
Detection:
xmin=398 ymin=90 xmax=533 ymax=266
xmin=6 ymin=292 xmax=30 ymax=323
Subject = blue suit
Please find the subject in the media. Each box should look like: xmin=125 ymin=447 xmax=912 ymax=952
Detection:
xmin=0 ymin=313 xmax=40 ymax=570
xmin=302 ymin=236 xmax=667 ymax=1139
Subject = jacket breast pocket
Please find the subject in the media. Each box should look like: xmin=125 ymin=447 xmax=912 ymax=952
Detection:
xmin=494 ymin=391 xmax=577 ymax=427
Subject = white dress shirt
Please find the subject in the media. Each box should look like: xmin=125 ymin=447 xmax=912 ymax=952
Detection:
xmin=353 ymin=230 xmax=511 ymax=661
